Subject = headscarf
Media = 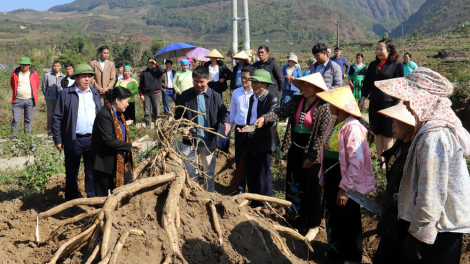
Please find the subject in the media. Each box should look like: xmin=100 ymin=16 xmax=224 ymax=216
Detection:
xmin=375 ymin=67 xmax=470 ymax=156
xmin=180 ymin=59 xmax=190 ymax=66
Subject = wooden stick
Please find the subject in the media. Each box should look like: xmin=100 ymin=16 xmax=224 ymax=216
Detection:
xmin=238 ymin=199 xmax=249 ymax=207
xmin=269 ymin=228 xmax=290 ymax=257
xmin=47 ymin=223 xmax=97 ymax=264
xmin=234 ymin=193 xmax=292 ymax=207
xmin=209 ymin=200 xmax=223 ymax=245
xmin=85 ymin=245 xmax=100 ymax=264
xmin=273 ymin=224 xmax=314 ymax=252
xmin=39 ymin=197 xmax=107 ymax=219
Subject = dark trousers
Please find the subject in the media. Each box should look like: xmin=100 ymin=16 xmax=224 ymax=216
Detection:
xmin=124 ymin=102 xmax=136 ymax=122
xmin=94 ymin=169 xmax=133 ymax=197
xmin=324 ymin=157 xmax=362 ymax=263
xmin=245 ymin=150 xmax=273 ymax=204
xmin=234 ymin=126 xmax=248 ymax=191
xmin=64 ymin=136 xmax=95 ymax=201
xmin=162 ymin=88 xmax=177 ymax=115
xmin=374 ymin=220 xmax=463 ymax=264
xmin=143 ymin=92 xmax=161 ymax=126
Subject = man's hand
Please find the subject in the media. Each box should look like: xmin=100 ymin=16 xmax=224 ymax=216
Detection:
xmin=99 ymin=88 xmax=107 ymax=95
xmin=182 ymin=130 xmax=190 ymax=140
xmin=218 ymin=78 xmax=225 ymax=83
xmin=177 ymin=92 xmax=182 ymax=96
xmin=126 ymin=120 xmax=133 ymax=126
xmin=254 ymin=117 xmax=265 ymax=128
xmin=56 ymin=144 xmax=62 ymax=153
xmin=140 ymin=95 xmax=145 ymax=102
xmin=302 ymin=158 xmax=314 ymax=169
xmin=343 ymin=74 xmax=347 ymax=79
xmin=336 ymin=188 xmax=348 ymax=206
xmin=223 ymin=123 xmax=231 ymax=136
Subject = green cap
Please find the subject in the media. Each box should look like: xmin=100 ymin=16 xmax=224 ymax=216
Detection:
xmin=248 ymin=69 xmax=274 ymax=85
xmin=18 ymin=57 xmax=32 ymax=65
xmin=308 ymin=57 xmax=315 ymax=62
xmin=71 ymin=64 xmax=96 ymax=78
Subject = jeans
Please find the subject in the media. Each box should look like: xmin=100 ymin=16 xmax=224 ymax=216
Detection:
xmin=64 ymin=136 xmax=95 ymax=201
xmin=181 ymin=143 xmax=216 ymax=192
xmin=11 ymin=98 xmax=36 ymax=136
xmin=143 ymin=92 xmax=161 ymax=127
xmin=162 ymin=88 xmax=177 ymax=115
xmin=281 ymin=90 xmax=299 ymax=108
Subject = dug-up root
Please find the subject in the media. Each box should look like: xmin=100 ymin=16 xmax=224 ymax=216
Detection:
xmin=36 ymin=109 xmax=314 ymax=263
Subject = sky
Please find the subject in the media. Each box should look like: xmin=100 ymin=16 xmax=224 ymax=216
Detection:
xmin=0 ymin=0 xmax=75 ymax=12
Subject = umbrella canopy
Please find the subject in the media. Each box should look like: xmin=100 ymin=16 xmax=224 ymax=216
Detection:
xmin=154 ymin=43 xmax=196 ymax=59
xmin=186 ymin=47 xmax=211 ymax=62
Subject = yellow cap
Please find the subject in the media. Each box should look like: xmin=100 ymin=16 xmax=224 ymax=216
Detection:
xmin=317 ymin=86 xmax=362 ymax=117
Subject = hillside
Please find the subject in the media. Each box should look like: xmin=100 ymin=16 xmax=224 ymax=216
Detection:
xmin=390 ymin=0 xmax=470 ymax=37
xmin=46 ymin=0 xmax=426 ymax=42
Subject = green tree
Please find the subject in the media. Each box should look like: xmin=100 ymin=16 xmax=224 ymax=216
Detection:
xmin=67 ymin=36 xmax=91 ymax=53
xmin=140 ymin=50 xmax=153 ymax=66
xmin=111 ymin=42 xmax=125 ymax=65
xmin=382 ymin=32 xmax=389 ymax=39
xmin=58 ymin=50 xmax=86 ymax=67
xmin=151 ymin=39 xmax=164 ymax=55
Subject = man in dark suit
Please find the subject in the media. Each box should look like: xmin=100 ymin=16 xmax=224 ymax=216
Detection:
xmin=175 ymin=66 xmax=230 ymax=192
xmin=52 ymin=64 xmax=102 ymax=209
xmin=237 ymin=69 xmax=279 ymax=204
xmin=161 ymin=60 xmax=177 ymax=115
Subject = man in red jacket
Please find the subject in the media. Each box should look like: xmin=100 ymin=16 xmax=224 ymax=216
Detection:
xmin=10 ymin=57 xmax=39 ymax=138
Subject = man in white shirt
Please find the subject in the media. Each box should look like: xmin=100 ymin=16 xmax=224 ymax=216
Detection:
xmin=229 ymin=66 xmax=255 ymax=194
xmin=161 ymin=60 xmax=177 ymax=115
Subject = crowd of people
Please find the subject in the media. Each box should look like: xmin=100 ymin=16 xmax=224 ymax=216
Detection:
xmin=8 ymin=38 xmax=470 ymax=264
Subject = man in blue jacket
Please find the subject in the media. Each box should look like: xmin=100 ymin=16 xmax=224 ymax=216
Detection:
xmin=51 ymin=64 xmax=102 ymax=209
xmin=330 ymin=46 xmax=350 ymax=80
xmin=175 ymin=66 xmax=230 ymax=192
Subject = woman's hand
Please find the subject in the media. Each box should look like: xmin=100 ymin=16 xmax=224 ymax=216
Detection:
xmin=336 ymin=188 xmax=348 ymax=206
xmin=126 ymin=120 xmax=133 ymax=126
xmin=132 ymin=142 xmax=143 ymax=149
xmin=302 ymin=158 xmax=314 ymax=169
xmin=358 ymin=97 xmax=366 ymax=111
xmin=254 ymin=117 xmax=265 ymax=128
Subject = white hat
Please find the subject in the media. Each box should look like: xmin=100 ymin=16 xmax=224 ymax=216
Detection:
xmin=378 ymin=103 xmax=416 ymax=127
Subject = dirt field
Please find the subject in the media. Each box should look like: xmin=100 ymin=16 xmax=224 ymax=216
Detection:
xmin=0 ymin=146 xmax=469 ymax=264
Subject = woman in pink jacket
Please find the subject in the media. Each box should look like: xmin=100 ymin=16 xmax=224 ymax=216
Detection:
xmin=317 ymin=86 xmax=375 ymax=264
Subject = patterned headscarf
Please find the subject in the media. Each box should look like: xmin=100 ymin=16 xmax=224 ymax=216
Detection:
xmin=375 ymin=67 xmax=470 ymax=157
xmin=374 ymin=67 xmax=458 ymax=124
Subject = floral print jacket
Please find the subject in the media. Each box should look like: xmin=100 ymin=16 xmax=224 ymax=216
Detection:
xmin=399 ymin=121 xmax=470 ymax=244
xmin=263 ymin=95 xmax=331 ymax=163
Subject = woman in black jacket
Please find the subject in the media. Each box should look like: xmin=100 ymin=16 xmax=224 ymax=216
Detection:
xmin=204 ymin=49 xmax=232 ymax=96
xmin=359 ymin=39 xmax=404 ymax=170
xmin=91 ymin=87 xmax=143 ymax=196
xmin=253 ymin=45 xmax=284 ymax=100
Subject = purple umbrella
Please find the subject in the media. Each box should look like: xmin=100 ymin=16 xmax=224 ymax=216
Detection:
xmin=186 ymin=47 xmax=211 ymax=62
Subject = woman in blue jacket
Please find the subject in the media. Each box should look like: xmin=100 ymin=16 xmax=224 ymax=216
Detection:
xmin=281 ymin=54 xmax=302 ymax=107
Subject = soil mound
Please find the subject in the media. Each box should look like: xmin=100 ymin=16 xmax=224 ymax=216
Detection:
xmin=435 ymin=49 xmax=469 ymax=59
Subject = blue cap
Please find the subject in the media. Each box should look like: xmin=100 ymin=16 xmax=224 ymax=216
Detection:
xmin=181 ymin=59 xmax=190 ymax=65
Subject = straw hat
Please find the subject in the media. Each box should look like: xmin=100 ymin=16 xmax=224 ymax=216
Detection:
xmin=378 ymin=104 xmax=416 ymax=127
xmin=291 ymin=72 xmax=328 ymax=92
xmin=205 ymin=49 xmax=224 ymax=59
xmin=232 ymin=51 xmax=249 ymax=60
xmin=317 ymin=86 xmax=362 ymax=117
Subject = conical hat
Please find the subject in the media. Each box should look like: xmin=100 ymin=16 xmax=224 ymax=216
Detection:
xmin=232 ymin=51 xmax=249 ymax=60
xmin=378 ymin=103 xmax=416 ymax=127
xmin=317 ymin=86 xmax=362 ymax=117
xmin=291 ymin=72 xmax=328 ymax=92
xmin=205 ymin=49 xmax=224 ymax=58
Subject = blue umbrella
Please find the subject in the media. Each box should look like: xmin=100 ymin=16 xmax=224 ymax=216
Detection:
xmin=154 ymin=43 xmax=196 ymax=59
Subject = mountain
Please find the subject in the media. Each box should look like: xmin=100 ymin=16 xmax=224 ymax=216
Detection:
xmin=390 ymin=0 xmax=470 ymax=37
xmin=47 ymin=0 xmax=426 ymax=43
